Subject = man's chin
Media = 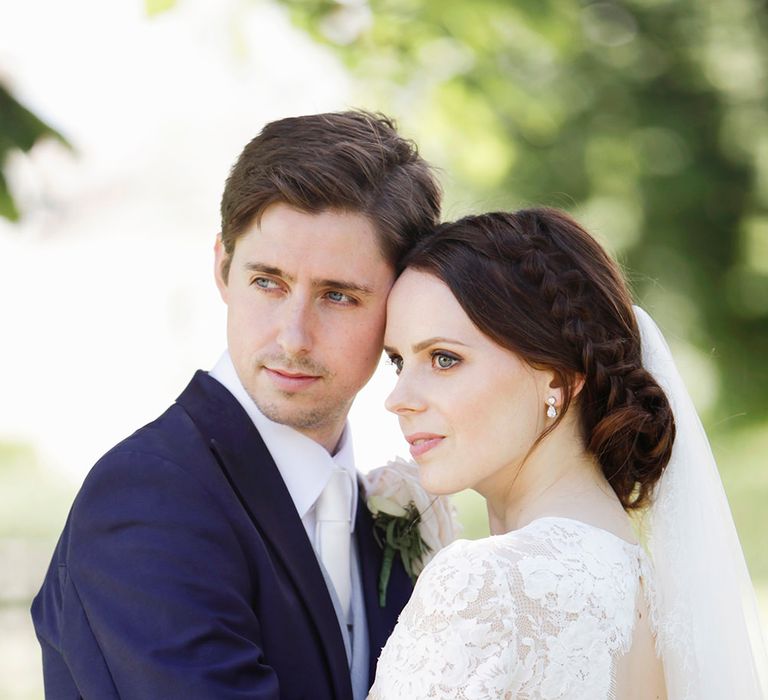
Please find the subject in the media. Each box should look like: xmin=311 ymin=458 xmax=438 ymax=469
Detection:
xmin=255 ymin=397 xmax=338 ymax=433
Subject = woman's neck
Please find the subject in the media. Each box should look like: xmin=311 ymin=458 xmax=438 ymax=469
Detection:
xmin=481 ymin=425 xmax=624 ymax=537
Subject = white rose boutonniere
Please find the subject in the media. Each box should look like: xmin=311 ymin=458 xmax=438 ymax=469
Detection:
xmin=363 ymin=457 xmax=461 ymax=606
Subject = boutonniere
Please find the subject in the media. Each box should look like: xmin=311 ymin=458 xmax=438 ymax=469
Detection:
xmin=364 ymin=458 xmax=461 ymax=607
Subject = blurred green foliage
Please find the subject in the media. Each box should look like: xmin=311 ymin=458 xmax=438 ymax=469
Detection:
xmin=715 ymin=426 xmax=768 ymax=580
xmin=145 ymin=0 xmax=176 ymax=16
xmin=0 ymin=84 xmax=69 ymax=221
xmin=0 ymin=442 xmax=76 ymax=539
xmin=278 ymin=0 xmax=768 ymax=428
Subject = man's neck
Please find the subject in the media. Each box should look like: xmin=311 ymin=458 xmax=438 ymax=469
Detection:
xmin=296 ymin=421 xmax=347 ymax=455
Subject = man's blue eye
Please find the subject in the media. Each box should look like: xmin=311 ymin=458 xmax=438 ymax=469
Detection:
xmin=254 ymin=277 xmax=278 ymax=289
xmin=327 ymin=291 xmax=352 ymax=303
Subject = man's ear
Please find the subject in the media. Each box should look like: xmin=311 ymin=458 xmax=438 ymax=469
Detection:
xmin=213 ymin=234 xmax=229 ymax=303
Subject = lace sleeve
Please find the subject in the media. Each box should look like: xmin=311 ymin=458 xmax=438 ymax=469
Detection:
xmin=368 ymin=539 xmax=520 ymax=699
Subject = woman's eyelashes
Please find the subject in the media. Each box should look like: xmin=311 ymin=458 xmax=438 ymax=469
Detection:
xmin=386 ymin=353 xmax=403 ymax=374
xmin=385 ymin=350 xmax=462 ymax=374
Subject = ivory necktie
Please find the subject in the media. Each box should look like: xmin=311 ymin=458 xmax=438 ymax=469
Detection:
xmin=316 ymin=467 xmax=353 ymax=617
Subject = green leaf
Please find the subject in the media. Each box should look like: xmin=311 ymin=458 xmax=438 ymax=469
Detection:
xmin=0 ymin=82 xmax=71 ymax=222
xmin=379 ymin=545 xmax=395 ymax=607
xmin=401 ymin=548 xmax=413 ymax=579
xmin=0 ymin=172 xmax=19 ymax=221
xmin=0 ymin=84 xmax=69 ymax=153
xmin=368 ymin=495 xmax=408 ymax=517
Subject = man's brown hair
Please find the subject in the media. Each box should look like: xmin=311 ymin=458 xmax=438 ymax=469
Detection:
xmin=219 ymin=110 xmax=442 ymax=279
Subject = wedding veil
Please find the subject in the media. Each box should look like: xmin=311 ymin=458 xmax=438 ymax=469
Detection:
xmin=635 ymin=306 xmax=768 ymax=699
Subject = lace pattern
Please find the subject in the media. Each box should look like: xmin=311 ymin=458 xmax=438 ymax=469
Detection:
xmin=368 ymin=518 xmax=653 ymax=700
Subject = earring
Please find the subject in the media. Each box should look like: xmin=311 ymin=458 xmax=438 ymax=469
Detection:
xmin=546 ymin=396 xmax=558 ymax=419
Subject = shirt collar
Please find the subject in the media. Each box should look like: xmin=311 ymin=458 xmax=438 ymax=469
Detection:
xmin=208 ymin=351 xmax=358 ymax=527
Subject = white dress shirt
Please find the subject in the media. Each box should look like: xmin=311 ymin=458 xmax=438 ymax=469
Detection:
xmin=208 ymin=351 xmax=358 ymax=540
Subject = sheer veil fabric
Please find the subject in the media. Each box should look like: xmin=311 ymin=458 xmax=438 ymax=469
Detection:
xmin=635 ymin=306 xmax=768 ymax=698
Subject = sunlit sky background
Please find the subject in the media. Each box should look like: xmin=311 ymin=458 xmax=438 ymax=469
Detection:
xmin=0 ymin=0 xmax=410 ymax=483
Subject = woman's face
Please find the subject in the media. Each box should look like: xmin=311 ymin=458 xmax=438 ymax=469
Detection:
xmin=384 ymin=269 xmax=555 ymax=496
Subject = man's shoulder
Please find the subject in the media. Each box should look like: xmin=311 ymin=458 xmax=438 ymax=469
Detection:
xmin=103 ymin=400 xmax=200 ymax=467
xmin=91 ymin=369 xmax=244 ymax=476
xmin=63 ymin=396 xmax=247 ymax=552
xmin=73 ymin=373 xmax=233 ymax=509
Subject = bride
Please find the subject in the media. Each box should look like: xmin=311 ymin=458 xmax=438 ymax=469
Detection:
xmin=368 ymin=208 xmax=767 ymax=699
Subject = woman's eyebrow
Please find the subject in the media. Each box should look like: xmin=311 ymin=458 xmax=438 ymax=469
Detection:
xmin=384 ymin=337 xmax=469 ymax=355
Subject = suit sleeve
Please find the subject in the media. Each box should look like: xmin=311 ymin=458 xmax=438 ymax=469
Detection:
xmin=61 ymin=450 xmax=280 ymax=699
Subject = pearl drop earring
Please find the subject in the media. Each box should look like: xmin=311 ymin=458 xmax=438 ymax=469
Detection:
xmin=546 ymin=396 xmax=558 ymax=419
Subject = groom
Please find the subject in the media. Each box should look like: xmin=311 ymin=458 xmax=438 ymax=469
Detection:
xmin=31 ymin=111 xmax=442 ymax=699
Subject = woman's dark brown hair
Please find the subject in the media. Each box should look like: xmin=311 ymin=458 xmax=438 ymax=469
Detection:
xmin=402 ymin=208 xmax=675 ymax=510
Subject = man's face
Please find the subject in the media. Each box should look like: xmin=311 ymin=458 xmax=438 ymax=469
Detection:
xmin=215 ymin=202 xmax=395 ymax=451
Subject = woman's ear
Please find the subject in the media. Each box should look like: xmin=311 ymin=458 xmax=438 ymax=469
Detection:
xmin=570 ymin=374 xmax=586 ymax=399
xmin=544 ymin=372 xmax=565 ymax=409
xmin=546 ymin=372 xmax=586 ymax=406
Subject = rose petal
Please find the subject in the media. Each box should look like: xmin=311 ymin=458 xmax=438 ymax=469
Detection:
xmin=368 ymin=495 xmax=408 ymax=518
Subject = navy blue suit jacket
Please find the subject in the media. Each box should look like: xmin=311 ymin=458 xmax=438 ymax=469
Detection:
xmin=31 ymin=371 xmax=412 ymax=699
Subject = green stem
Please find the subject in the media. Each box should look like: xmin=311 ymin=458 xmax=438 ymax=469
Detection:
xmin=379 ymin=544 xmax=395 ymax=607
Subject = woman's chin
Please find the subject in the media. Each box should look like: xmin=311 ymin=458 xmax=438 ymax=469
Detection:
xmin=417 ymin=463 xmax=465 ymax=497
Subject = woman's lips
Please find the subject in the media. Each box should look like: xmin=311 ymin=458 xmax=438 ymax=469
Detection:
xmin=406 ymin=433 xmax=445 ymax=459
xmin=264 ymin=367 xmax=320 ymax=392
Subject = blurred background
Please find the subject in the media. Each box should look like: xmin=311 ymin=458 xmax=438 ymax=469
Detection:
xmin=1 ymin=0 xmax=767 ymax=696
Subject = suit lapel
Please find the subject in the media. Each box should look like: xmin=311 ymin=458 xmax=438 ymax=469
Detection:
xmin=355 ymin=488 xmax=414 ymax=685
xmin=176 ymin=372 xmax=352 ymax=700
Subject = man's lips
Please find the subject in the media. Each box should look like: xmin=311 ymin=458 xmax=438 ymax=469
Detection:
xmin=405 ymin=433 xmax=445 ymax=459
xmin=264 ymin=367 xmax=321 ymax=391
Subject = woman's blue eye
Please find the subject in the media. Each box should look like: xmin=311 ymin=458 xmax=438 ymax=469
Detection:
xmin=433 ymin=353 xmax=459 ymax=370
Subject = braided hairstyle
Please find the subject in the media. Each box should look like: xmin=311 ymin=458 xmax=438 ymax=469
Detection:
xmin=401 ymin=208 xmax=675 ymax=510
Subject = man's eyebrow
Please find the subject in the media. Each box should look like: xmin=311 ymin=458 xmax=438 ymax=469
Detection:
xmin=384 ymin=337 xmax=469 ymax=355
xmin=315 ymin=278 xmax=375 ymax=296
xmin=244 ymin=262 xmax=374 ymax=296
xmin=245 ymin=262 xmax=287 ymax=278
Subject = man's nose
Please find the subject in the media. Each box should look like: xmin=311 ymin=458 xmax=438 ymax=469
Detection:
xmin=276 ymin=298 xmax=313 ymax=356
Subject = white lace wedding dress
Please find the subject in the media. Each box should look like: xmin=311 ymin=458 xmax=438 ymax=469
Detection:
xmin=368 ymin=517 xmax=656 ymax=700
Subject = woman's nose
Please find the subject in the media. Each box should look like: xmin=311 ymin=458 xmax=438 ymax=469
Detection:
xmin=385 ymin=369 xmax=426 ymax=415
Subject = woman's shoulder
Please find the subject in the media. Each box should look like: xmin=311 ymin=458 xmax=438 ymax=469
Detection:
xmin=513 ymin=515 xmax=643 ymax=555
xmin=419 ymin=516 xmax=647 ymax=607
xmin=430 ymin=516 xmax=642 ymax=565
